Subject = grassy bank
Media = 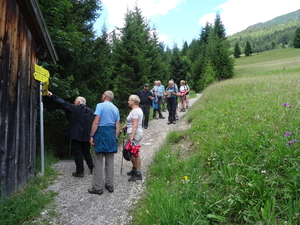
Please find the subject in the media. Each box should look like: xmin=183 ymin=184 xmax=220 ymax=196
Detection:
xmin=134 ymin=48 xmax=300 ymax=224
xmin=0 ymin=150 xmax=59 ymax=225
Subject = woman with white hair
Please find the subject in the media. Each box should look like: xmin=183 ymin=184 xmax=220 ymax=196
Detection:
xmin=122 ymin=95 xmax=144 ymax=181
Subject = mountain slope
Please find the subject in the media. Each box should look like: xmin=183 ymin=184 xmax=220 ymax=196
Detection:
xmin=228 ymin=9 xmax=300 ymax=53
xmin=247 ymin=9 xmax=300 ymax=29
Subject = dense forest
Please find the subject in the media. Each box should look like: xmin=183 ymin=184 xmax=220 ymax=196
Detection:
xmin=37 ymin=0 xmax=298 ymax=156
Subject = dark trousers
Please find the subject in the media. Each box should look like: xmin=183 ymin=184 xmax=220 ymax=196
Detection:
xmin=167 ymin=97 xmax=177 ymax=122
xmin=71 ymin=139 xmax=94 ymax=173
xmin=153 ymin=97 xmax=163 ymax=118
xmin=140 ymin=104 xmax=150 ymax=127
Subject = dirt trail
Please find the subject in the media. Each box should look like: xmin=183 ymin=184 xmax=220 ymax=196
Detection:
xmin=33 ymin=94 xmax=202 ymax=225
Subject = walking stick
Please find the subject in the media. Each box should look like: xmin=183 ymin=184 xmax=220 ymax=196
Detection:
xmin=120 ymin=130 xmax=125 ymax=174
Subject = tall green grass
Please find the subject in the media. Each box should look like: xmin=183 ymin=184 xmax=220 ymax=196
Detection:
xmin=0 ymin=149 xmax=59 ymax=225
xmin=134 ymin=49 xmax=300 ymax=224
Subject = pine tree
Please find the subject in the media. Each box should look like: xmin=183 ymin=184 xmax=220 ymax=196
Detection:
xmin=233 ymin=42 xmax=241 ymax=58
xmin=169 ymin=45 xmax=190 ymax=84
xmin=181 ymin=41 xmax=189 ymax=57
xmin=293 ymin=27 xmax=300 ymax=48
xmin=244 ymin=40 xmax=252 ymax=56
xmin=214 ymin=13 xmax=226 ymax=40
xmin=111 ymin=6 xmax=164 ymax=116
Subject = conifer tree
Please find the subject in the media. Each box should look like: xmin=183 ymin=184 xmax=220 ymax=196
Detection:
xmin=234 ymin=42 xmax=241 ymax=58
xmin=245 ymin=40 xmax=252 ymax=56
xmin=214 ymin=13 xmax=226 ymax=40
xmin=181 ymin=41 xmax=189 ymax=57
xmin=293 ymin=27 xmax=300 ymax=48
xmin=111 ymin=6 xmax=164 ymax=116
xmin=169 ymin=45 xmax=190 ymax=83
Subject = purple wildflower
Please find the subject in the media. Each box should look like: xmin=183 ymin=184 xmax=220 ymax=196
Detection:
xmin=282 ymin=103 xmax=290 ymax=107
xmin=292 ymin=139 xmax=298 ymax=143
xmin=285 ymin=132 xmax=292 ymax=136
xmin=286 ymin=141 xmax=292 ymax=146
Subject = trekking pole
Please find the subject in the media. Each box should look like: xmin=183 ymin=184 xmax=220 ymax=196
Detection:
xmin=120 ymin=130 xmax=125 ymax=174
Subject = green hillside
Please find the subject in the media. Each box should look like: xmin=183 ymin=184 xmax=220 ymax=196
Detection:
xmin=247 ymin=9 xmax=300 ymax=28
xmin=228 ymin=9 xmax=300 ymax=53
xmin=135 ymin=48 xmax=300 ymax=224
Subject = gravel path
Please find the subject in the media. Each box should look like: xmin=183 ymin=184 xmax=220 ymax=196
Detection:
xmin=34 ymin=94 xmax=201 ymax=225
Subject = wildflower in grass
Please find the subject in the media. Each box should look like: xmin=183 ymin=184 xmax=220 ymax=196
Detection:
xmin=282 ymin=103 xmax=290 ymax=107
xmin=285 ymin=132 xmax=292 ymax=136
xmin=284 ymin=158 xmax=287 ymax=161
xmin=261 ymin=170 xmax=266 ymax=173
xmin=207 ymin=162 xmax=211 ymax=165
xmin=183 ymin=176 xmax=188 ymax=180
xmin=286 ymin=141 xmax=293 ymax=146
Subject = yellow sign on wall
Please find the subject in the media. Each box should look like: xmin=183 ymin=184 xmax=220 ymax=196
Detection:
xmin=34 ymin=64 xmax=50 ymax=95
xmin=33 ymin=64 xmax=50 ymax=83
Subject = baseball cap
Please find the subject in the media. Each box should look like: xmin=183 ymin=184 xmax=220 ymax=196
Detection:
xmin=144 ymin=83 xmax=149 ymax=87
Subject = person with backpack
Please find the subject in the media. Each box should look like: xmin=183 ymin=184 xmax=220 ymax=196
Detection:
xmin=165 ymin=80 xmax=179 ymax=124
xmin=179 ymin=80 xmax=190 ymax=112
xmin=157 ymin=80 xmax=166 ymax=112
xmin=47 ymin=91 xmax=94 ymax=178
xmin=152 ymin=81 xmax=165 ymax=120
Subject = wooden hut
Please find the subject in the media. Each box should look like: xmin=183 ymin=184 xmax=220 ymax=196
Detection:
xmin=0 ymin=0 xmax=58 ymax=197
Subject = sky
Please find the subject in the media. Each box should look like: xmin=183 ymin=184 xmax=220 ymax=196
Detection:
xmin=94 ymin=0 xmax=300 ymax=48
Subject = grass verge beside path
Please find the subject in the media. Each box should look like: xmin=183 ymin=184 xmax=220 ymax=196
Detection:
xmin=0 ymin=150 xmax=59 ymax=225
xmin=133 ymin=49 xmax=300 ymax=224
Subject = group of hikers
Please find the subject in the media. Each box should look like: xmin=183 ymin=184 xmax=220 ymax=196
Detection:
xmin=46 ymin=79 xmax=190 ymax=195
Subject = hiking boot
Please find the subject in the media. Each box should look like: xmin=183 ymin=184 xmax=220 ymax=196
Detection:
xmin=72 ymin=172 xmax=84 ymax=178
xmin=128 ymin=171 xmax=142 ymax=182
xmin=153 ymin=117 xmax=158 ymax=120
xmin=127 ymin=167 xmax=136 ymax=176
xmin=88 ymin=187 xmax=103 ymax=195
xmin=89 ymin=168 xmax=93 ymax=174
xmin=159 ymin=116 xmax=165 ymax=119
xmin=105 ymin=185 xmax=114 ymax=193
xmin=167 ymin=121 xmax=172 ymax=125
xmin=175 ymin=115 xmax=179 ymax=120
xmin=172 ymin=121 xmax=176 ymax=124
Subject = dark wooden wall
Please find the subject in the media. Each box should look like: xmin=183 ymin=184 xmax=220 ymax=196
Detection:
xmin=0 ymin=0 xmax=39 ymax=197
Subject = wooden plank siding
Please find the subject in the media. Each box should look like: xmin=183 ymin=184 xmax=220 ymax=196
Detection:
xmin=0 ymin=0 xmax=55 ymax=197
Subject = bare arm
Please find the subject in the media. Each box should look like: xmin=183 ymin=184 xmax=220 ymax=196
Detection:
xmin=130 ymin=118 xmax=138 ymax=143
xmin=89 ymin=115 xmax=100 ymax=145
xmin=115 ymin=120 xmax=120 ymax=139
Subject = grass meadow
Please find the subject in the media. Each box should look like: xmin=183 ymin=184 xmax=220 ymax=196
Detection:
xmin=133 ymin=48 xmax=300 ymax=224
xmin=0 ymin=150 xmax=59 ymax=224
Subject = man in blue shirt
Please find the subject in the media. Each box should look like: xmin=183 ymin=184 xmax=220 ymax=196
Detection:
xmin=88 ymin=91 xmax=120 ymax=195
